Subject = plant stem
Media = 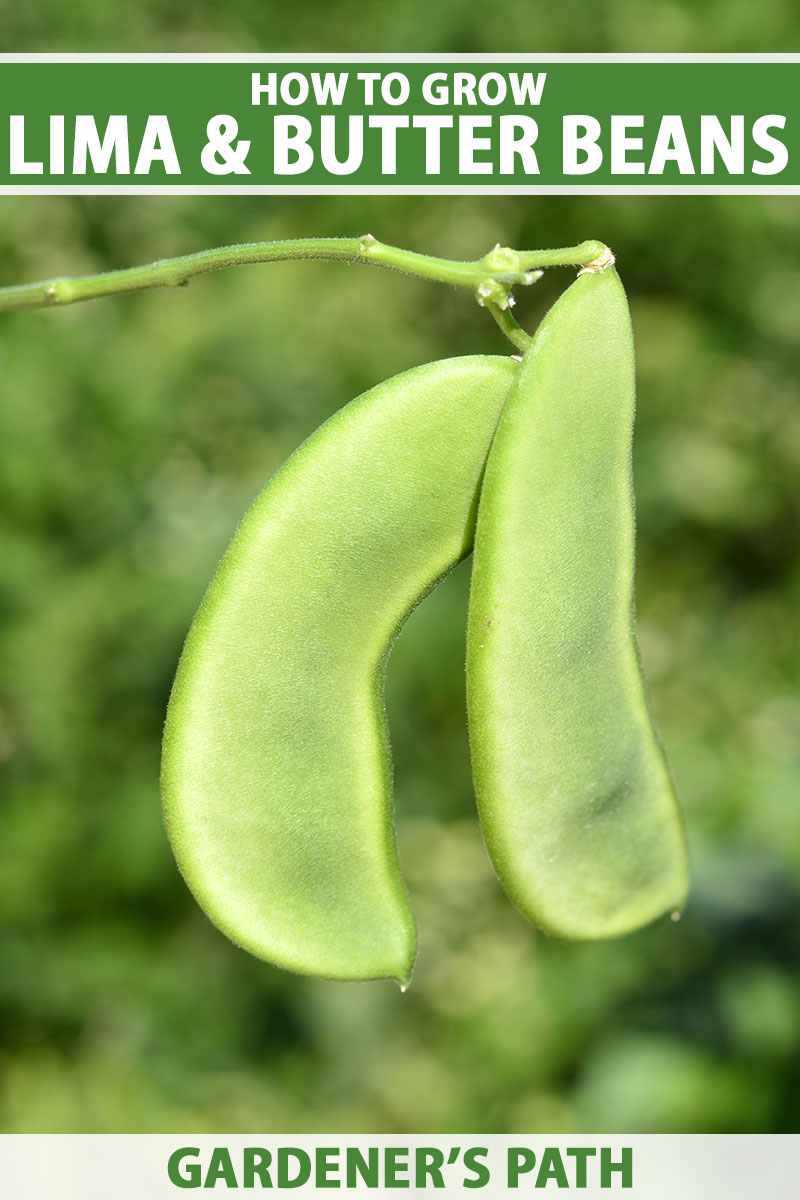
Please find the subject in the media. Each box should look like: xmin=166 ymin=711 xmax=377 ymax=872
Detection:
xmin=0 ymin=235 xmax=610 ymax=322
xmin=484 ymin=301 xmax=533 ymax=353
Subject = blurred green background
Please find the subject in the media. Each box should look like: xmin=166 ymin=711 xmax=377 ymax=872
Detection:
xmin=2 ymin=0 xmax=800 ymax=1136
xmin=2 ymin=191 xmax=799 ymax=1134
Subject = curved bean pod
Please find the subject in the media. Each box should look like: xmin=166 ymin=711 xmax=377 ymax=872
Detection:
xmin=467 ymin=267 xmax=689 ymax=940
xmin=162 ymin=355 xmax=517 ymax=983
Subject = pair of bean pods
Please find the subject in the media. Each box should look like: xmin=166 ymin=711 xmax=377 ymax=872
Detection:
xmin=161 ymin=265 xmax=689 ymax=986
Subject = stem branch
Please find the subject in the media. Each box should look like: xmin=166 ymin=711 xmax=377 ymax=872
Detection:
xmin=0 ymin=234 xmax=611 ymax=347
xmin=484 ymin=301 xmax=532 ymax=353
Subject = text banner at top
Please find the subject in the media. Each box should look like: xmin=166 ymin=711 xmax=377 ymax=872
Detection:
xmin=2 ymin=54 xmax=800 ymax=194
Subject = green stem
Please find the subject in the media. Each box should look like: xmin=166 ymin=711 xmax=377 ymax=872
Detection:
xmin=0 ymin=234 xmax=610 ymax=346
xmin=484 ymin=301 xmax=533 ymax=353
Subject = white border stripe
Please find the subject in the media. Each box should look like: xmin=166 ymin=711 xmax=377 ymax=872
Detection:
xmin=0 ymin=53 xmax=799 ymax=62
xmin=0 ymin=185 xmax=796 ymax=196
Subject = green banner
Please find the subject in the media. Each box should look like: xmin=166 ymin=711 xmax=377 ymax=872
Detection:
xmin=0 ymin=55 xmax=798 ymax=190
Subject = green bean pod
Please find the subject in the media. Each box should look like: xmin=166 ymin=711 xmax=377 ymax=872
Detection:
xmin=162 ymin=355 xmax=517 ymax=983
xmin=467 ymin=267 xmax=689 ymax=940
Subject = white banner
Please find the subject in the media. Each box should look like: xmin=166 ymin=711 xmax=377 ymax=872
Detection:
xmin=0 ymin=1134 xmax=796 ymax=1197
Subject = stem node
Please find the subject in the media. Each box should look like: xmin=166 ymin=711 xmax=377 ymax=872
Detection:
xmin=0 ymin=234 xmax=612 ymax=353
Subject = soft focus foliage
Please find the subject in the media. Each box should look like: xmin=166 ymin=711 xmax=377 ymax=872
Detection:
xmin=2 ymin=190 xmax=799 ymax=1135
xmin=8 ymin=0 xmax=800 ymax=53
xmin=2 ymin=11 xmax=800 ymax=1131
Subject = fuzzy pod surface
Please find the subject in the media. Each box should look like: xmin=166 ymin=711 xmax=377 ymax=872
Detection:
xmin=163 ymin=354 xmax=518 ymax=983
xmin=467 ymin=268 xmax=689 ymax=940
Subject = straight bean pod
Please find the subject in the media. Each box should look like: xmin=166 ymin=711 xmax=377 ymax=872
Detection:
xmin=162 ymin=355 xmax=517 ymax=983
xmin=467 ymin=267 xmax=689 ymax=940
